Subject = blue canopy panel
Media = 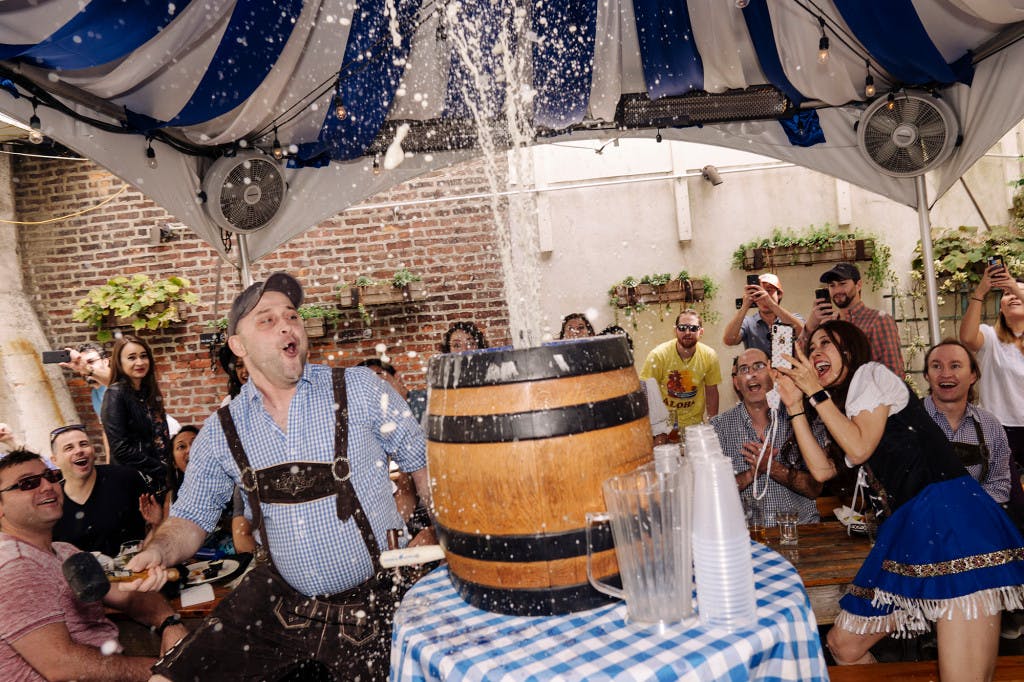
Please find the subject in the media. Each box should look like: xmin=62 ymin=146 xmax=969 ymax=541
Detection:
xmin=295 ymin=0 xmax=421 ymax=165
xmin=442 ymin=0 xmax=515 ymax=121
xmin=0 ymin=0 xmax=190 ymax=69
xmin=833 ymin=0 xmax=973 ymax=86
xmin=532 ymin=2 xmax=598 ymax=130
xmin=632 ymin=0 xmax=703 ymax=99
xmin=741 ymin=0 xmax=805 ymax=106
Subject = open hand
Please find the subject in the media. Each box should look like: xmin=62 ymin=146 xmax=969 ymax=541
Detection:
xmin=775 ymin=346 xmax=824 ymax=396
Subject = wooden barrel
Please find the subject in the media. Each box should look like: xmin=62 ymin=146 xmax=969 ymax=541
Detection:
xmin=426 ymin=336 xmax=653 ymax=615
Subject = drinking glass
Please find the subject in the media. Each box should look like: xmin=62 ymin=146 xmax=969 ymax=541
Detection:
xmin=777 ymin=509 xmax=799 ymax=546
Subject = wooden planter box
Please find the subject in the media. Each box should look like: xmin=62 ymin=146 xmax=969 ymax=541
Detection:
xmin=338 ymin=281 xmax=427 ymax=308
xmin=303 ymin=317 xmax=326 ymax=338
xmin=613 ymin=279 xmax=705 ymax=308
xmin=741 ymin=239 xmax=875 ymax=271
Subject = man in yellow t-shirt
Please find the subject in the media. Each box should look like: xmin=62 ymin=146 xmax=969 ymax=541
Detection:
xmin=640 ymin=309 xmax=722 ymax=430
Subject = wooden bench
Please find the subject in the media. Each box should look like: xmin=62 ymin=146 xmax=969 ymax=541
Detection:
xmin=828 ymin=655 xmax=1024 ymax=681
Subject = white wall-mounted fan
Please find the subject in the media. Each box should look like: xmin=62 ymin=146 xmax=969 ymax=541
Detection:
xmin=202 ymin=150 xmax=286 ymax=233
xmin=857 ymin=91 xmax=959 ymax=178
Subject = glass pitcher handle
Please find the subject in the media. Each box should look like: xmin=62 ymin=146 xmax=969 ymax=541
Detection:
xmin=585 ymin=512 xmax=623 ymax=600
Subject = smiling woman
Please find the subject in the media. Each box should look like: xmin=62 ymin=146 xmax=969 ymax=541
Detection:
xmin=100 ymin=334 xmax=171 ymax=493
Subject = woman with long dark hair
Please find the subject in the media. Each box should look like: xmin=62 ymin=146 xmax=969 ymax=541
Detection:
xmin=776 ymin=320 xmax=1024 ymax=677
xmin=101 ymin=334 xmax=170 ymax=492
xmin=440 ymin=321 xmax=488 ymax=353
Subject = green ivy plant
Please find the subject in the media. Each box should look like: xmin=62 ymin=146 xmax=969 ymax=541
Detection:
xmin=730 ymin=225 xmax=892 ymax=290
xmin=910 ymin=225 xmax=1024 ymax=294
xmin=297 ymin=303 xmax=342 ymax=322
xmin=390 ymin=267 xmax=422 ymax=288
xmin=73 ymin=275 xmax=198 ymax=342
xmin=608 ymin=270 xmax=719 ymax=327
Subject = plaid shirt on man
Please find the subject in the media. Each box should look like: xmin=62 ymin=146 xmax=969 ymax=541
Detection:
xmin=843 ymin=299 xmax=904 ymax=377
xmin=923 ymin=396 xmax=1012 ymax=503
xmin=711 ymin=403 xmax=829 ymax=524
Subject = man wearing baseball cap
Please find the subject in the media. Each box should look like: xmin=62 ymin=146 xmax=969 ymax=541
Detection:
xmin=805 ymin=262 xmax=905 ymax=376
xmin=124 ymin=272 xmax=432 ymax=681
xmin=723 ymin=272 xmax=804 ymax=355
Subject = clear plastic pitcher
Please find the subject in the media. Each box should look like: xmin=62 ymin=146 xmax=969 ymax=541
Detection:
xmin=585 ymin=463 xmax=693 ymax=627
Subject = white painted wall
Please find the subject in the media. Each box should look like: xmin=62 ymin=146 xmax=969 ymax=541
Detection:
xmin=529 ymin=126 xmax=1024 ymax=411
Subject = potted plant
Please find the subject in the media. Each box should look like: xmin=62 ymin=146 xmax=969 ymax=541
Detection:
xmin=297 ymin=303 xmax=342 ymax=338
xmin=609 ymin=270 xmax=717 ymax=326
xmin=72 ymin=274 xmax=198 ymax=342
xmin=337 ymin=267 xmax=426 ymax=323
xmin=731 ymin=225 xmax=891 ymax=290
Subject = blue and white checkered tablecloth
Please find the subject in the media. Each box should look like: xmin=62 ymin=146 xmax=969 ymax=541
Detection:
xmin=390 ymin=542 xmax=828 ymax=682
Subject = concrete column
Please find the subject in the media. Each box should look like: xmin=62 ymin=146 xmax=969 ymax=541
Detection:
xmin=0 ymin=154 xmax=79 ymax=455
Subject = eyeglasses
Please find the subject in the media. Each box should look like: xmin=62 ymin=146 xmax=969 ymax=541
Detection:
xmin=676 ymin=324 xmax=701 ymax=333
xmin=0 ymin=469 xmax=63 ymax=494
xmin=735 ymin=361 xmax=768 ymax=376
xmin=49 ymin=424 xmax=86 ymax=446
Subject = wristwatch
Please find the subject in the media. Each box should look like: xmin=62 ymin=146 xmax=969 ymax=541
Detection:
xmin=156 ymin=613 xmax=182 ymax=635
xmin=808 ymin=389 xmax=831 ymax=407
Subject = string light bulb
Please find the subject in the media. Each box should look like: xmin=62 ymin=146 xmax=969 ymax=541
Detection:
xmin=865 ymin=74 xmax=876 ymax=98
xmin=271 ymin=127 xmax=284 ymax=160
xmin=735 ymin=0 xmax=749 ymax=7
xmin=655 ymin=129 xmax=662 ymax=143
xmin=817 ymin=17 xmax=829 ymax=64
xmin=372 ymin=155 xmax=381 ymax=175
xmin=28 ymin=100 xmax=44 ymax=144
xmin=333 ymin=79 xmax=347 ymax=120
xmin=145 ymin=141 xmax=158 ymax=169
xmin=886 ymin=91 xmax=896 ymax=111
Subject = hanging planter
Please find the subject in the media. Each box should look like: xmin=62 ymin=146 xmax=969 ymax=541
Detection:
xmin=336 ymin=268 xmax=427 ymax=326
xmin=611 ymin=278 xmax=705 ymax=307
xmin=297 ymin=304 xmax=341 ymax=339
xmin=72 ymin=275 xmax=198 ymax=342
xmin=741 ymin=238 xmax=875 ymax=270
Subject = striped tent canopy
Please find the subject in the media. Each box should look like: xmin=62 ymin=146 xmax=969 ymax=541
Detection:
xmin=1 ymin=0 xmax=1022 ymax=258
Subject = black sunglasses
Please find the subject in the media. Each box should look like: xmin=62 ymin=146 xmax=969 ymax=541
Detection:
xmin=49 ymin=424 xmax=86 ymax=446
xmin=0 ymin=469 xmax=63 ymax=494
xmin=676 ymin=324 xmax=701 ymax=333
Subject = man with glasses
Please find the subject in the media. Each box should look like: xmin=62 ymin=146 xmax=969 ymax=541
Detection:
xmin=640 ymin=309 xmax=722 ymax=432
xmin=0 ymin=448 xmax=187 ymax=681
xmin=49 ymin=424 xmax=157 ymax=558
xmin=711 ymin=348 xmax=827 ymax=524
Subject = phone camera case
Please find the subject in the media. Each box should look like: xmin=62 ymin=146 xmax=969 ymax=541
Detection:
xmin=771 ymin=324 xmax=794 ymax=369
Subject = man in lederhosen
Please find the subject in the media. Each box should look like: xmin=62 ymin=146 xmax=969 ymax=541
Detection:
xmin=126 ymin=272 xmax=432 ymax=681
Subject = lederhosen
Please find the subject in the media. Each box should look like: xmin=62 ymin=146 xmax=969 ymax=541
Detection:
xmin=949 ymin=415 xmax=990 ymax=484
xmin=153 ymin=368 xmax=406 ymax=682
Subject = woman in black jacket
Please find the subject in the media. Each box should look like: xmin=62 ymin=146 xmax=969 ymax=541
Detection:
xmin=101 ymin=334 xmax=170 ymax=492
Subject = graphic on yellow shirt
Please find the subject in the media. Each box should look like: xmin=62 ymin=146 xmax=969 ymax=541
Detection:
xmin=666 ymin=370 xmax=697 ymax=400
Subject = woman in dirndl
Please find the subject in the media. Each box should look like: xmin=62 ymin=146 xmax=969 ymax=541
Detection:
xmin=776 ymin=320 xmax=1024 ymax=679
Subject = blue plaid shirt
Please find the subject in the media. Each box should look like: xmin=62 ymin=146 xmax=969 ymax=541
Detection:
xmin=711 ymin=403 xmax=828 ymax=524
xmin=923 ymin=396 xmax=1011 ymax=503
xmin=172 ymin=364 xmax=426 ymax=596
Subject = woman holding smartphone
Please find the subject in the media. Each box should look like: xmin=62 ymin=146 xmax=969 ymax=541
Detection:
xmin=776 ymin=320 xmax=1024 ymax=678
xmin=960 ymin=260 xmax=1024 ymax=469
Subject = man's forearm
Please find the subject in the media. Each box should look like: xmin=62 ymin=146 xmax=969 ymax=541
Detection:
xmin=144 ymin=516 xmax=208 ymax=566
xmin=768 ymin=461 xmax=822 ymax=498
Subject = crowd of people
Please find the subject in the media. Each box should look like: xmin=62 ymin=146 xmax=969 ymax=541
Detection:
xmin=0 ymin=261 xmax=1022 ymax=679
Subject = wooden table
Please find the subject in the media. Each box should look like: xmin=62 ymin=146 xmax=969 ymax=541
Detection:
xmin=771 ymin=521 xmax=873 ymax=625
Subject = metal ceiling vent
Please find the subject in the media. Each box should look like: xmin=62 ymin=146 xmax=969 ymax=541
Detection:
xmin=202 ymin=151 xmax=286 ymax=233
xmin=857 ymin=91 xmax=959 ymax=177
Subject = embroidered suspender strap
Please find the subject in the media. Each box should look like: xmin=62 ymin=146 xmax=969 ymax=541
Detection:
xmin=330 ymin=367 xmax=384 ymax=570
xmin=971 ymin=416 xmax=991 ymax=483
xmin=217 ymin=406 xmax=273 ymax=553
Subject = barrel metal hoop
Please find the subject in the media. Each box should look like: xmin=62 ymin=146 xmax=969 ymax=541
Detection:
xmin=434 ymin=521 xmax=614 ymax=563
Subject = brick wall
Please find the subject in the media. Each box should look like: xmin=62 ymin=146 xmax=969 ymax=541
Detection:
xmin=14 ymin=156 xmax=510 ymax=455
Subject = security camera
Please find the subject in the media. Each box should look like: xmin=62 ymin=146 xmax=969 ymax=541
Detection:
xmin=701 ymin=165 xmax=723 ymax=186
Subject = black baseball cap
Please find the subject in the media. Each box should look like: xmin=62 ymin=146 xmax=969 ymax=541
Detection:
xmin=227 ymin=272 xmax=304 ymax=335
xmin=819 ymin=263 xmax=861 ymax=283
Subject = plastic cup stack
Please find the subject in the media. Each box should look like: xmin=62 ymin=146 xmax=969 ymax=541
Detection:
xmin=685 ymin=424 xmax=757 ymax=631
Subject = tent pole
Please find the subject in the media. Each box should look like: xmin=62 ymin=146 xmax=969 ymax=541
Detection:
xmin=916 ymin=176 xmax=941 ymax=346
xmin=238 ymin=233 xmax=253 ymax=287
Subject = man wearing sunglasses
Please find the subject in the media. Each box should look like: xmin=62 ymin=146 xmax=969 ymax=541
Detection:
xmin=711 ymin=348 xmax=827 ymax=525
xmin=49 ymin=424 xmax=158 ymax=558
xmin=640 ymin=309 xmax=722 ymax=433
xmin=0 ymin=449 xmax=187 ymax=680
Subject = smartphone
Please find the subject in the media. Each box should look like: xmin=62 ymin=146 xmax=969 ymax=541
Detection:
xmin=735 ymin=297 xmax=744 ymax=309
xmin=771 ymin=323 xmax=795 ymax=370
xmin=988 ymin=255 xmax=1005 ymax=270
xmin=746 ymin=274 xmax=760 ymax=286
xmin=814 ymin=288 xmax=831 ymax=304
xmin=42 ymin=349 xmax=71 ymax=364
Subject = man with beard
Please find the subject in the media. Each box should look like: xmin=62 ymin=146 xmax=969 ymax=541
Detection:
xmin=640 ymin=309 xmax=721 ymax=431
xmin=711 ymin=348 xmax=826 ymax=522
xmin=922 ymin=340 xmax=1011 ymax=504
xmin=124 ymin=272 xmax=432 ymax=682
xmin=803 ymin=262 xmax=904 ymax=377
xmin=49 ymin=424 xmax=157 ymax=558
xmin=0 ymin=449 xmax=187 ymax=681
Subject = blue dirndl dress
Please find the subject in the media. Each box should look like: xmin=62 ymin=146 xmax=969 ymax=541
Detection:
xmin=834 ymin=380 xmax=1024 ymax=635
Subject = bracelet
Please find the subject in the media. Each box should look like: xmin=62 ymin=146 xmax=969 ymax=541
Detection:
xmin=788 ymin=411 xmax=805 ymax=419
xmin=971 ymin=296 xmax=985 ymax=303
xmin=156 ymin=613 xmax=181 ymax=636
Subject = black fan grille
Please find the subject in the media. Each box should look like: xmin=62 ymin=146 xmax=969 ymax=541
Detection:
xmin=218 ymin=158 xmax=284 ymax=231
